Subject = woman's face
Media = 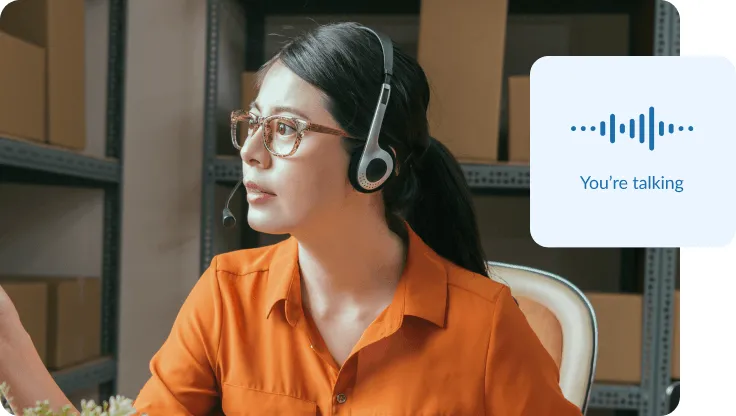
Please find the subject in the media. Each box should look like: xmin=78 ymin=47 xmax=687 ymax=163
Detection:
xmin=241 ymin=61 xmax=359 ymax=236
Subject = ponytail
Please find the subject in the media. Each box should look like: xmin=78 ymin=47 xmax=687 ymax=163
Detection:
xmin=401 ymin=137 xmax=488 ymax=276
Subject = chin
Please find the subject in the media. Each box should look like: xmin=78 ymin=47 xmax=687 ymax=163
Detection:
xmin=246 ymin=209 xmax=292 ymax=236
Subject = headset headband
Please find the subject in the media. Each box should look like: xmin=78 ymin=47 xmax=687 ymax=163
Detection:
xmin=361 ymin=27 xmax=394 ymax=82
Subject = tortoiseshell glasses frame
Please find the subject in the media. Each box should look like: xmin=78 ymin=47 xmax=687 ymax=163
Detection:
xmin=230 ymin=109 xmax=355 ymax=157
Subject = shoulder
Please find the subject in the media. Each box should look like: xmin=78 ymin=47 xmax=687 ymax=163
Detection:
xmin=436 ymin=260 xmax=520 ymax=333
xmin=444 ymin=261 xmax=511 ymax=306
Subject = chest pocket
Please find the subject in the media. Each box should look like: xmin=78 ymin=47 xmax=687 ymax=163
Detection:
xmin=221 ymin=383 xmax=318 ymax=416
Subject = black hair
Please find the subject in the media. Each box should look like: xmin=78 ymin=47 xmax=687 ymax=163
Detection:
xmin=260 ymin=22 xmax=488 ymax=277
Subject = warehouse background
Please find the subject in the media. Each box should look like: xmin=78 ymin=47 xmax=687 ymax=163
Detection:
xmin=0 ymin=0 xmax=680 ymax=415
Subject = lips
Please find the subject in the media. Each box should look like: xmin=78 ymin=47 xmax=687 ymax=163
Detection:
xmin=244 ymin=181 xmax=276 ymax=195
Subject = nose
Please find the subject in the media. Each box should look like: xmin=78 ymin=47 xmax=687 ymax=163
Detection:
xmin=240 ymin=123 xmax=271 ymax=169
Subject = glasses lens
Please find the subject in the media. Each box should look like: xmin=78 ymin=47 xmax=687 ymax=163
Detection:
xmin=233 ymin=113 xmax=259 ymax=149
xmin=265 ymin=117 xmax=299 ymax=155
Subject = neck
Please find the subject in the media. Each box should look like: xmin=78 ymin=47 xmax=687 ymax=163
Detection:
xmin=292 ymin=214 xmax=407 ymax=313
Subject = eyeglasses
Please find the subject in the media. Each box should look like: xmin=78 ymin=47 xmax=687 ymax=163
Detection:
xmin=231 ymin=109 xmax=354 ymax=157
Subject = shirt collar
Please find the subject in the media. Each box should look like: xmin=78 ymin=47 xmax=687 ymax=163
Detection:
xmin=400 ymin=223 xmax=448 ymax=328
xmin=263 ymin=222 xmax=448 ymax=328
xmin=264 ymin=236 xmax=302 ymax=326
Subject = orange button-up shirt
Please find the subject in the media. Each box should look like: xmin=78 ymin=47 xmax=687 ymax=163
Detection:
xmin=133 ymin=225 xmax=582 ymax=415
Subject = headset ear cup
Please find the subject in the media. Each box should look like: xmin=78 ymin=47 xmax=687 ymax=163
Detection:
xmin=348 ymin=147 xmax=365 ymax=192
xmin=347 ymin=145 xmax=396 ymax=193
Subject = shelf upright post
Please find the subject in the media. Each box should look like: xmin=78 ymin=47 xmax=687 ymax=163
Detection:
xmin=651 ymin=2 xmax=680 ymax=415
xmin=99 ymin=0 xmax=127 ymax=399
xmin=200 ymin=0 xmax=221 ymax=273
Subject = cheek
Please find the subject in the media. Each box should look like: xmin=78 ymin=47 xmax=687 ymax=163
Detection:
xmin=279 ymin=148 xmax=352 ymax=211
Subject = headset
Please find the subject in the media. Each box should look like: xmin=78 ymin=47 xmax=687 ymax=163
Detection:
xmin=223 ymin=26 xmax=396 ymax=227
xmin=347 ymin=26 xmax=396 ymax=194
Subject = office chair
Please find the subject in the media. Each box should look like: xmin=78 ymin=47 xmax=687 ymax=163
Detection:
xmin=486 ymin=261 xmax=598 ymax=414
xmin=666 ymin=381 xmax=680 ymax=414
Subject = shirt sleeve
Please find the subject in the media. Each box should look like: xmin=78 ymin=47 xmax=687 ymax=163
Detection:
xmin=133 ymin=259 xmax=223 ymax=416
xmin=484 ymin=285 xmax=583 ymax=416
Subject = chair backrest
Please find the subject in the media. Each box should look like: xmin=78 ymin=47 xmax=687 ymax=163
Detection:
xmin=666 ymin=381 xmax=680 ymax=414
xmin=486 ymin=261 xmax=598 ymax=414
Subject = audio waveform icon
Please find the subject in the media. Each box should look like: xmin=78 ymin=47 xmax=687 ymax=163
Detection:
xmin=570 ymin=106 xmax=694 ymax=151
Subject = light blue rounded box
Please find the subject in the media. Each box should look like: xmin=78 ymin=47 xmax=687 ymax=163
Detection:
xmin=529 ymin=56 xmax=736 ymax=248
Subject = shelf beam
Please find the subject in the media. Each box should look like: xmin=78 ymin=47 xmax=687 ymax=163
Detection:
xmin=242 ymin=0 xmax=639 ymax=15
xmin=0 ymin=138 xmax=120 ymax=185
xmin=461 ymin=163 xmax=529 ymax=190
xmin=588 ymin=384 xmax=641 ymax=410
xmin=51 ymin=357 xmax=117 ymax=394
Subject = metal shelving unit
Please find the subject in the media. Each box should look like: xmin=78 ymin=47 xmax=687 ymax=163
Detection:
xmin=200 ymin=1 xmax=680 ymax=415
xmin=0 ymin=0 xmax=126 ymax=398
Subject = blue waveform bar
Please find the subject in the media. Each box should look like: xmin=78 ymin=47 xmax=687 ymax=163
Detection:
xmin=570 ymin=106 xmax=694 ymax=151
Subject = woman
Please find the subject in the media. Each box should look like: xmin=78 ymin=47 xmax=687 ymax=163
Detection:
xmin=0 ymin=23 xmax=581 ymax=415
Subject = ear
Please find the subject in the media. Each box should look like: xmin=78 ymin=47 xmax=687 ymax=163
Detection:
xmin=388 ymin=145 xmax=400 ymax=175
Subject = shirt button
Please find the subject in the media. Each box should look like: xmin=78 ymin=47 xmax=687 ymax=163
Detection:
xmin=336 ymin=393 xmax=347 ymax=404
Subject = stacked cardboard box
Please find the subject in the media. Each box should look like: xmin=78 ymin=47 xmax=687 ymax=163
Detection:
xmin=1 ymin=282 xmax=49 ymax=360
xmin=0 ymin=31 xmax=45 ymax=142
xmin=507 ymin=76 xmax=530 ymax=162
xmin=417 ymin=0 xmax=509 ymax=163
xmin=235 ymin=71 xmax=259 ymax=147
xmin=241 ymin=72 xmax=258 ymax=110
xmin=585 ymin=292 xmax=643 ymax=383
xmin=0 ymin=0 xmax=86 ymax=149
xmin=0 ymin=277 xmax=101 ymax=369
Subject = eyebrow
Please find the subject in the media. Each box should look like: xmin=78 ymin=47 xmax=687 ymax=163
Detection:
xmin=250 ymin=101 xmax=311 ymax=121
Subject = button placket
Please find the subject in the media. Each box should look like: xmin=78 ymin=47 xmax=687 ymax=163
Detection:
xmin=332 ymin=356 xmax=358 ymax=415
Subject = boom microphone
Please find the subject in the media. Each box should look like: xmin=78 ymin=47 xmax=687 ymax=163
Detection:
xmin=222 ymin=180 xmax=242 ymax=228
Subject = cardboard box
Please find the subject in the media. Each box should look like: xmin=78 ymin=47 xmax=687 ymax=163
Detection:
xmin=238 ymin=71 xmax=259 ymax=145
xmin=672 ymin=290 xmax=680 ymax=379
xmin=0 ymin=32 xmax=45 ymax=142
xmin=47 ymin=277 xmax=102 ymax=369
xmin=0 ymin=0 xmax=86 ymax=150
xmin=1 ymin=282 xmax=49 ymax=364
xmin=417 ymin=0 xmax=508 ymax=163
xmin=586 ymin=292 xmax=642 ymax=383
xmin=507 ymin=76 xmax=530 ymax=162
xmin=0 ymin=276 xmax=101 ymax=369
xmin=241 ymin=71 xmax=259 ymax=110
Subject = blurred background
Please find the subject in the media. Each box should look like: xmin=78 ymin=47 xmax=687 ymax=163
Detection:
xmin=0 ymin=0 xmax=680 ymax=415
